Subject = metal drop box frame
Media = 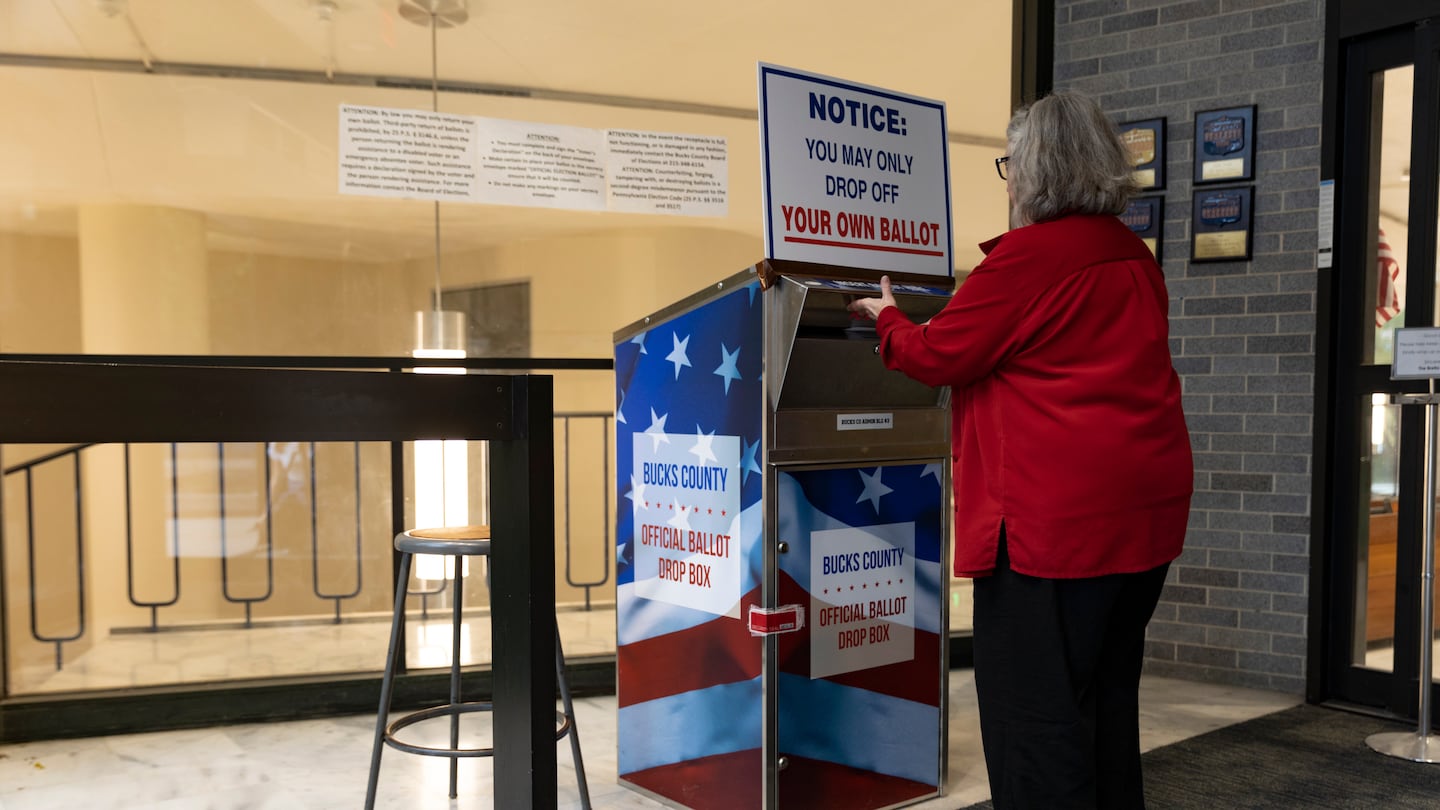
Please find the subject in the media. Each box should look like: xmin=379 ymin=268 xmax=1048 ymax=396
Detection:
xmin=613 ymin=261 xmax=954 ymax=809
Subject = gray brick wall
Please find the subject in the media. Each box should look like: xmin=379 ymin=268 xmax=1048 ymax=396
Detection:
xmin=1054 ymin=0 xmax=1323 ymax=694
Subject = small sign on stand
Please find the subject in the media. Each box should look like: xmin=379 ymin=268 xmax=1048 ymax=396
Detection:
xmin=1391 ymin=327 xmax=1440 ymax=380
xmin=1368 ymin=327 xmax=1440 ymax=763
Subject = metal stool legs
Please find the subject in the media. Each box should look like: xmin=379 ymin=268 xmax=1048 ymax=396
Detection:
xmin=364 ymin=551 xmax=411 ymax=809
xmin=364 ymin=547 xmax=590 ymax=809
xmin=557 ymin=627 xmax=591 ymax=810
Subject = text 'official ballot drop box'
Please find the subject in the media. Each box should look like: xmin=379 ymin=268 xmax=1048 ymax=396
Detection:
xmin=613 ymin=261 xmax=952 ymax=810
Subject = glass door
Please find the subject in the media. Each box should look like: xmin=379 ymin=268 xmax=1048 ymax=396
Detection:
xmin=1329 ymin=19 xmax=1440 ymax=721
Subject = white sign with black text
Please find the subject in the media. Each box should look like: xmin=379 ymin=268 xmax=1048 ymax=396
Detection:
xmin=1392 ymin=328 xmax=1440 ymax=380
xmin=758 ymin=64 xmax=952 ymax=276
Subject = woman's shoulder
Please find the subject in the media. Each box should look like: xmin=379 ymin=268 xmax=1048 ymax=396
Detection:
xmin=995 ymin=214 xmax=1145 ymax=261
xmin=973 ymin=214 xmax=1151 ymax=283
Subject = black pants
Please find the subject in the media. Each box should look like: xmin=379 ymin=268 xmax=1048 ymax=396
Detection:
xmin=972 ymin=530 xmax=1170 ymax=810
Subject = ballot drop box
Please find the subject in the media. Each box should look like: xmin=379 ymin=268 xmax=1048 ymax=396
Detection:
xmin=613 ymin=262 xmax=952 ymax=809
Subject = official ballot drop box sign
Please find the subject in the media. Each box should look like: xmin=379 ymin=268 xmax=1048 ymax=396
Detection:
xmin=613 ymin=266 xmax=951 ymax=809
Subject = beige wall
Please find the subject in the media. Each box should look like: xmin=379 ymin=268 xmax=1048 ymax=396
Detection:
xmin=0 ymin=231 xmax=81 ymax=353
xmin=210 ymin=250 xmax=420 ymax=357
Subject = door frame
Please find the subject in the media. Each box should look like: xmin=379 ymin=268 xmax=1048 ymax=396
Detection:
xmin=1315 ymin=1 xmax=1440 ymax=719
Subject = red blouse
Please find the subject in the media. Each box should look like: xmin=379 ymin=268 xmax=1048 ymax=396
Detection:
xmin=876 ymin=214 xmax=1192 ymax=579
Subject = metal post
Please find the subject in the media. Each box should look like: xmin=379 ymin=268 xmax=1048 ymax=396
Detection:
xmin=1368 ymin=385 xmax=1440 ymax=762
xmin=490 ymin=374 xmax=558 ymax=809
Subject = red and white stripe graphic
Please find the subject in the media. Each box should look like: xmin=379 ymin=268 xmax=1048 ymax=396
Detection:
xmin=1376 ymin=227 xmax=1405 ymax=328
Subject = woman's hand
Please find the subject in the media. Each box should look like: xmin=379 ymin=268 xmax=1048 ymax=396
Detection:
xmin=847 ymin=275 xmax=897 ymax=321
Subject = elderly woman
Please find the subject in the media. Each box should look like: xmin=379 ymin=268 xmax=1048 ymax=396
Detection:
xmin=849 ymin=92 xmax=1193 ymax=809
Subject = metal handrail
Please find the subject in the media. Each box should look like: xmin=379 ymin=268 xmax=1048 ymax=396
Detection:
xmin=0 ymin=352 xmax=612 ymax=372
xmin=2 ymin=442 xmax=94 ymax=475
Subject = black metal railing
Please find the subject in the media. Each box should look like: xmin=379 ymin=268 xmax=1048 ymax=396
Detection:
xmin=1 ymin=355 xmax=615 ymax=673
xmin=560 ymin=413 xmax=614 ymax=610
xmin=305 ymin=441 xmax=364 ymax=624
xmin=4 ymin=424 xmax=615 ymax=669
xmin=0 ymin=355 xmax=581 ymax=801
xmin=129 ymin=444 xmax=181 ymax=630
xmin=17 ymin=449 xmax=86 ymax=671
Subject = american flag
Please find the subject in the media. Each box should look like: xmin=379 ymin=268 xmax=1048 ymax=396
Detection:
xmin=1376 ymin=227 xmax=1405 ymax=328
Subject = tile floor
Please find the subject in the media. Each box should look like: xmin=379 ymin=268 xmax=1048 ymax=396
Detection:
xmin=0 ymin=671 xmax=1300 ymax=810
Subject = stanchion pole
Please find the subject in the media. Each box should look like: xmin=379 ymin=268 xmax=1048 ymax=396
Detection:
xmin=1368 ymin=382 xmax=1440 ymax=763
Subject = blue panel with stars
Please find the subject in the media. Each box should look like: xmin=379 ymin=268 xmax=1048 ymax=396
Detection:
xmin=614 ymin=281 xmax=764 ymax=596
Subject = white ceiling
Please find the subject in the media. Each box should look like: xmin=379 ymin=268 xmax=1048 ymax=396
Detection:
xmin=0 ymin=0 xmax=1014 ymax=263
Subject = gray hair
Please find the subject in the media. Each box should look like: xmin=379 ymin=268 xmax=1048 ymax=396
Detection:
xmin=1005 ymin=91 xmax=1139 ymax=226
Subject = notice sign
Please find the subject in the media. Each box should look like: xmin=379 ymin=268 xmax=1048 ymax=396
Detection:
xmin=632 ymin=433 xmax=742 ymax=616
xmin=607 ymin=130 xmax=728 ymax=216
xmin=475 ymin=117 xmax=606 ymax=210
xmin=758 ymin=63 xmax=952 ymax=277
xmin=810 ymin=522 xmax=916 ymax=679
xmin=339 ymin=105 xmax=478 ymax=201
xmin=1392 ymin=328 xmax=1440 ymax=380
xmin=340 ymin=105 xmax=728 ymax=217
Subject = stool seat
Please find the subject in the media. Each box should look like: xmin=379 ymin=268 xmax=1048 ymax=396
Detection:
xmin=365 ymin=524 xmax=589 ymax=809
xmin=396 ymin=525 xmax=491 ymax=556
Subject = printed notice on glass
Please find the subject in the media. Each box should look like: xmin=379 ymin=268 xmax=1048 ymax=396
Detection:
xmin=339 ymin=105 xmax=478 ymax=201
xmin=1392 ymin=328 xmax=1440 ymax=380
xmin=1317 ymin=179 xmax=1335 ymax=269
xmin=606 ymin=130 xmax=728 ymax=216
xmin=475 ymin=117 xmax=605 ymax=210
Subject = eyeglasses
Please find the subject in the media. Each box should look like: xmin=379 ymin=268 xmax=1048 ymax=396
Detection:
xmin=995 ymin=155 xmax=1010 ymax=180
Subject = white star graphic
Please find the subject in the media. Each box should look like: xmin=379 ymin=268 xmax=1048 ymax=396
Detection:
xmin=616 ymin=392 xmax=627 ymax=425
xmin=666 ymin=500 xmax=693 ymax=531
xmin=645 ymin=408 xmax=671 ymax=452
xmin=625 ymin=473 xmax=647 ymax=507
xmin=921 ymin=463 xmax=942 ymax=484
xmin=689 ymin=426 xmax=719 ymax=465
xmin=741 ymin=438 xmax=762 ymax=485
xmin=631 ymin=331 xmax=648 ymax=354
xmin=713 ymin=343 xmax=743 ymax=394
xmin=666 ymin=333 xmax=692 ymax=380
xmin=856 ymin=467 xmax=893 ymax=513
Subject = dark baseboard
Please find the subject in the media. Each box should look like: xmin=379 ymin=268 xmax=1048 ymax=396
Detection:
xmin=3 ymin=635 xmax=973 ymax=743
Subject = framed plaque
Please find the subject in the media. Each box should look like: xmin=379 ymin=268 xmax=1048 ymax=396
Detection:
xmin=1194 ymin=105 xmax=1256 ymax=184
xmin=1122 ymin=195 xmax=1164 ymax=261
xmin=1119 ymin=117 xmax=1165 ymax=191
xmin=1191 ymin=186 xmax=1253 ymax=262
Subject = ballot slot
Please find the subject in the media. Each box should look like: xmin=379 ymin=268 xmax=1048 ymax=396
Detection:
xmin=769 ymin=275 xmax=951 ymax=410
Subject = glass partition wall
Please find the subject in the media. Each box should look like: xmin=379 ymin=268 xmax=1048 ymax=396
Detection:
xmin=0 ymin=1 xmax=1010 ymax=725
xmin=3 ymin=399 xmax=614 ymax=697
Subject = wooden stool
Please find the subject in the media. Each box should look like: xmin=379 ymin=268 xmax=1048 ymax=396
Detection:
xmin=363 ymin=526 xmax=590 ymax=808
